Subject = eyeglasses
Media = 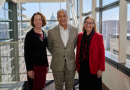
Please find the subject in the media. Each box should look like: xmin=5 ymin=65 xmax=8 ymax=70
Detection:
xmin=84 ymin=22 xmax=94 ymax=25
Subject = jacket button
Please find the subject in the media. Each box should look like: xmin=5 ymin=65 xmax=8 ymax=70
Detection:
xmin=63 ymin=56 xmax=65 ymax=57
xmin=65 ymin=48 xmax=66 ymax=49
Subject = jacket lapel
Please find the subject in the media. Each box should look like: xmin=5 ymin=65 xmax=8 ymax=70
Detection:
xmin=66 ymin=24 xmax=73 ymax=47
xmin=54 ymin=25 xmax=65 ymax=47
xmin=90 ymin=33 xmax=96 ymax=52
xmin=31 ymin=28 xmax=43 ymax=42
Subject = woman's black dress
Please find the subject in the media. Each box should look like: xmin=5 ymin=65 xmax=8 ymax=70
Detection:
xmin=79 ymin=34 xmax=102 ymax=90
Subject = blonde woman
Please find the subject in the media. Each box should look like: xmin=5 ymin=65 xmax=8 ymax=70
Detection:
xmin=76 ymin=16 xmax=105 ymax=90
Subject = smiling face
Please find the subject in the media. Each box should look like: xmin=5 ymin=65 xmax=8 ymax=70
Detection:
xmin=57 ymin=10 xmax=68 ymax=27
xmin=84 ymin=18 xmax=95 ymax=32
xmin=33 ymin=15 xmax=43 ymax=28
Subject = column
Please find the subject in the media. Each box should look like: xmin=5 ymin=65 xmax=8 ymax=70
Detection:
xmin=118 ymin=0 xmax=127 ymax=63
xmin=66 ymin=0 xmax=70 ymax=24
xmin=92 ymin=0 xmax=97 ymax=23
xmin=79 ymin=0 xmax=83 ymax=33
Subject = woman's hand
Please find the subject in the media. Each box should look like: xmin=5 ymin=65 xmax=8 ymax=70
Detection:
xmin=46 ymin=67 xmax=49 ymax=74
xmin=28 ymin=70 xmax=35 ymax=79
xmin=97 ymin=70 xmax=102 ymax=78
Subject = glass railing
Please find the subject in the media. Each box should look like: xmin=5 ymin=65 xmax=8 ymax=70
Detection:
xmin=0 ymin=41 xmax=78 ymax=89
xmin=0 ymin=42 xmax=53 ymax=89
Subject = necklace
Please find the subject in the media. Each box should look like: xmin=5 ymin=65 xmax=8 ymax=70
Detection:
xmin=34 ymin=28 xmax=42 ymax=34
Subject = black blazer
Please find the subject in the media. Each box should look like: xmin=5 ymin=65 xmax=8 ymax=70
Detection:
xmin=24 ymin=28 xmax=49 ymax=71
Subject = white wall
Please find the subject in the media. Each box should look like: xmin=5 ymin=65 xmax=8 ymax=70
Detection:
xmin=102 ymin=63 xmax=130 ymax=90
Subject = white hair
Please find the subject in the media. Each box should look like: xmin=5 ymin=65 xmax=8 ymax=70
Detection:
xmin=57 ymin=9 xmax=68 ymax=16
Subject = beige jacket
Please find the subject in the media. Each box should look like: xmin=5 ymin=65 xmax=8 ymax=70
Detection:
xmin=47 ymin=24 xmax=78 ymax=71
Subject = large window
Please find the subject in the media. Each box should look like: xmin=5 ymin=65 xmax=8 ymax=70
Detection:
xmin=22 ymin=3 xmax=62 ymax=20
xmin=41 ymin=3 xmax=60 ymax=20
xmin=43 ymin=21 xmax=58 ymax=32
xmin=0 ymin=1 xmax=16 ymax=82
xmin=97 ymin=0 xmax=99 ymax=7
xmin=75 ymin=0 xmax=77 ymax=16
xmin=0 ymin=2 xmax=12 ymax=42
xmin=96 ymin=13 xmax=99 ymax=33
xmin=127 ymin=3 xmax=130 ymax=60
xmin=22 ymin=3 xmax=40 ymax=18
xmin=83 ymin=0 xmax=92 ymax=13
xmin=102 ymin=7 xmax=119 ymax=55
xmin=127 ymin=3 xmax=130 ymax=33
xmin=74 ymin=0 xmax=80 ymax=17
xmin=103 ymin=0 xmax=118 ymax=6
xmin=61 ymin=2 xmax=66 ymax=10
xmin=0 ymin=9 xmax=5 ymax=20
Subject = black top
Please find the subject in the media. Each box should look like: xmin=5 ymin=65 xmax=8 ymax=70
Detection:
xmin=79 ymin=30 xmax=94 ymax=64
xmin=24 ymin=28 xmax=49 ymax=71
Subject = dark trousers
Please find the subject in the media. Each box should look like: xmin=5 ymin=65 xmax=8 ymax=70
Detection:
xmin=79 ymin=60 xmax=102 ymax=90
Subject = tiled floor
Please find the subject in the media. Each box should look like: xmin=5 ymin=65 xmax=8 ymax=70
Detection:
xmin=0 ymin=82 xmax=17 ymax=90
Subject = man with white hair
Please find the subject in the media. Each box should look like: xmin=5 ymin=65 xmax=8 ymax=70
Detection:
xmin=47 ymin=9 xmax=78 ymax=90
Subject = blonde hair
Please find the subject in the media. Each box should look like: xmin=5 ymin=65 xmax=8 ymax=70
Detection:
xmin=82 ymin=16 xmax=97 ymax=33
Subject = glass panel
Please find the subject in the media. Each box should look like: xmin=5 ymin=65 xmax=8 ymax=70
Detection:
xmin=0 ymin=9 xmax=5 ymax=20
xmin=0 ymin=43 xmax=13 ymax=82
xmin=127 ymin=3 xmax=130 ymax=32
xmin=102 ymin=7 xmax=119 ymax=55
xmin=43 ymin=21 xmax=58 ymax=32
xmin=26 ymin=23 xmax=31 ymax=30
xmin=18 ymin=23 xmax=21 ymax=38
xmin=0 ymin=43 xmax=22 ymax=82
xmin=97 ymin=0 xmax=99 ymax=7
xmin=0 ymin=22 xmax=6 ymax=40
xmin=96 ymin=13 xmax=99 ymax=33
xmin=41 ymin=3 xmax=60 ymax=20
xmin=103 ymin=0 xmax=118 ymax=6
xmin=21 ymin=23 xmax=27 ymax=29
xmin=83 ymin=0 xmax=92 ymax=13
xmin=127 ymin=3 xmax=130 ymax=60
xmin=5 ymin=10 xmax=9 ymax=20
xmin=83 ymin=16 xmax=86 ymax=21
xmin=78 ymin=0 xmax=80 ymax=16
xmin=70 ymin=9 xmax=72 ymax=18
xmin=18 ymin=23 xmax=21 ymax=30
xmin=5 ymin=2 xmax=8 ymax=9
xmin=0 ymin=42 xmax=55 ymax=83
xmin=5 ymin=22 xmax=10 ymax=39
xmin=0 ymin=22 xmax=5 ymax=30
xmin=61 ymin=2 xmax=66 ymax=9
xmin=75 ymin=0 xmax=77 ymax=16
xmin=22 ymin=3 xmax=40 ymax=18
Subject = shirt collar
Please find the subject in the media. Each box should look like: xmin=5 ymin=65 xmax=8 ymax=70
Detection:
xmin=59 ymin=24 xmax=68 ymax=31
